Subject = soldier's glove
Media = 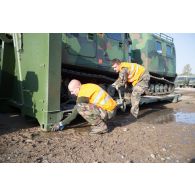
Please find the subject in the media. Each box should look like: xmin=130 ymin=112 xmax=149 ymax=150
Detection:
xmin=51 ymin=122 xmax=65 ymax=131
xmin=112 ymin=83 xmax=119 ymax=90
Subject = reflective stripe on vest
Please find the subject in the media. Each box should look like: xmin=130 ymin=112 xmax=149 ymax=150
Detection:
xmin=129 ymin=64 xmax=139 ymax=82
xmin=129 ymin=63 xmax=135 ymax=76
xmin=93 ymin=89 xmax=105 ymax=104
xmin=100 ymin=94 xmax=111 ymax=105
xmin=93 ymin=89 xmax=112 ymax=106
xmin=119 ymin=62 xmax=145 ymax=86
xmin=128 ymin=63 xmax=136 ymax=80
xmin=78 ymin=83 xmax=117 ymax=112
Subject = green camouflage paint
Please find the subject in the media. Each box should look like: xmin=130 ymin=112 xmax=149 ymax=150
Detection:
xmin=130 ymin=33 xmax=176 ymax=80
xmin=62 ymin=33 xmax=131 ymax=74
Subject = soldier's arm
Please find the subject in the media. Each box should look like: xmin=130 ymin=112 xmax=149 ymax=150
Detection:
xmin=60 ymin=96 xmax=89 ymax=126
xmin=113 ymin=68 xmax=128 ymax=88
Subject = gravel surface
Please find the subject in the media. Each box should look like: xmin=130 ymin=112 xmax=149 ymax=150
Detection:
xmin=1 ymin=88 xmax=195 ymax=163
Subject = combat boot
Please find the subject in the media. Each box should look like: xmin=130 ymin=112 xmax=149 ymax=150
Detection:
xmin=90 ymin=121 xmax=108 ymax=134
xmin=129 ymin=111 xmax=137 ymax=122
xmin=130 ymin=114 xmax=137 ymax=122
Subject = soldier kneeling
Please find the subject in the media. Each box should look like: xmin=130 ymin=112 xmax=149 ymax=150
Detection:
xmin=52 ymin=79 xmax=117 ymax=134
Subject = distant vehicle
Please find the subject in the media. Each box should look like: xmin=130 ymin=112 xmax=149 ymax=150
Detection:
xmin=175 ymin=76 xmax=190 ymax=88
xmin=189 ymin=77 xmax=195 ymax=88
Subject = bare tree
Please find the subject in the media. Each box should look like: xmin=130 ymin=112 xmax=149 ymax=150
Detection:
xmin=182 ymin=64 xmax=192 ymax=76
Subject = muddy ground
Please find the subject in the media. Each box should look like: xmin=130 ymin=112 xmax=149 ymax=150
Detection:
xmin=0 ymin=88 xmax=195 ymax=163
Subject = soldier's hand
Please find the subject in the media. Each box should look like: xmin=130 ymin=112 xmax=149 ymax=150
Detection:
xmin=51 ymin=122 xmax=65 ymax=131
xmin=112 ymin=83 xmax=119 ymax=90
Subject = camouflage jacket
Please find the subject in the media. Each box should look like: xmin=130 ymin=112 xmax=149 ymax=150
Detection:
xmin=60 ymin=96 xmax=89 ymax=126
xmin=113 ymin=68 xmax=129 ymax=88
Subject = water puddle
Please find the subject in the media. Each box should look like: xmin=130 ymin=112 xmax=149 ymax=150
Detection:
xmin=174 ymin=112 xmax=195 ymax=125
xmin=139 ymin=108 xmax=195 ymax=125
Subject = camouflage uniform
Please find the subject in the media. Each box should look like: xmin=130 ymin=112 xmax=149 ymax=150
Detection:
xmin=52 ymin=84 xmax=117 ymax=133
xmin=77 ymin=103 xmax=116 ymax=126
xmin=131 ymin=72 xmax=150 ymax=118
xmin=113 ymin=68 xmax=150 ymax=118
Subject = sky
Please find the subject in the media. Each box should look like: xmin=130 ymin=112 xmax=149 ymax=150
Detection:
xmin=167 ymin=33 xmax=195 ymax=75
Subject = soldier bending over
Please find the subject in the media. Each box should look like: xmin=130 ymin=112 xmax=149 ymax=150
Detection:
xmin=112 ymin=59 xmax=150 ymax=119
xmin=52 ymin=79 xmax=117 ymax=134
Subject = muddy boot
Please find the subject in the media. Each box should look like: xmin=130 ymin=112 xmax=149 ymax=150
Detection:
xmin=130 ymin=114 xmax=137 ymax=122
xmin=90 ymin=121 xmax=108 ymax=135
xmin=130 ymin=110 xmax=137 ymax=122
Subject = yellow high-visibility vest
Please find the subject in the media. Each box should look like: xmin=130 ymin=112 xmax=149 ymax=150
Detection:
xmin=78 ymin=84 xmax=117 ymax=112
xmin=119 ymin=62 xmax=145 ymax=86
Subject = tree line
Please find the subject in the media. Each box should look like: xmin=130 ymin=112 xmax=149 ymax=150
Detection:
xmin=180 ymin=64 xmax=194 ymax=76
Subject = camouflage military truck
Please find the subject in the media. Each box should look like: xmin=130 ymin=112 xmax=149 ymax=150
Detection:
xmin=61 ymin=33 xmax=176 ymax=100
xmin=0 ymin=33 xmax=177 ymax=130
xmin=174 ymin=76 xmax=190 ymax=88
xmin=189 ymin=77 xmax=195 ymax=88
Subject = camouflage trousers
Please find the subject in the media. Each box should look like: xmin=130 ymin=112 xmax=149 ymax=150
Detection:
xmin=77 ymin=103 xmax=116 ymax=126
xmin=131 ymin=72 xmax=150 ymax=118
